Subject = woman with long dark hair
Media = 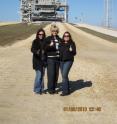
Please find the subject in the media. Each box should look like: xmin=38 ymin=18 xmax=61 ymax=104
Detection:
xmin=60 ymin=32 xmax=76 ymax=96
xmin=31 ymin=29 xmax=46 ymax=94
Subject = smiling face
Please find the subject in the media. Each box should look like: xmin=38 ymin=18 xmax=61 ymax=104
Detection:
xmin=51 ymin=30 xmax=58 ymax=36
xmin=63 ymin=33 xmax=70 ymax=42
xmin=38 ymin=31 xmax=45 ymax=40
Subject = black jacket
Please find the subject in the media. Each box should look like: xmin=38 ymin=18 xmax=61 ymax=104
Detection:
xmin=31 ymin=39 xmax=46 ymax=70
xmin=44 ymin=35 xmax=62 ymax=57
xmin=60 ymin=41 xmax=76 ymax=61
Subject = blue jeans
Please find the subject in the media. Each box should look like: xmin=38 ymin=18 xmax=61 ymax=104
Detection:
xmin=60 ymin=61 xmax=73 ymax=94
xmin=34 ymin=68 xmax=45 ymax=93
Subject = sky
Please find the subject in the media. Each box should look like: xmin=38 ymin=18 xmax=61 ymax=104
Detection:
xmin=0 ymin=0 xmax=117 ymax=28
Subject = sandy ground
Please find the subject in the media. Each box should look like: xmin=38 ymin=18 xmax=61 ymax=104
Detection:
xmin=0 ymin=23 xmax=117 ymax=124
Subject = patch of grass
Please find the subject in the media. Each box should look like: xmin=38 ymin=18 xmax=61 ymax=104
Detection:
xmin=0 ymin=23 xmax=48 ymax=46
xmin=74 ymin=26 xmax=117 ymax=43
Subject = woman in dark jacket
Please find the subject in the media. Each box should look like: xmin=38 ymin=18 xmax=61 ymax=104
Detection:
xmin=60 ymin=32 xmax=76 ymax=96
xmin=31 ymin=29 xmax=46 ymax=94
xmin=44 ymin=24 xmax=61 ymax=94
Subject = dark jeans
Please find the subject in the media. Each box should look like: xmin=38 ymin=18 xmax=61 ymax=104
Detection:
xmin=60 ymin=61 xmax=73 ymax=94
xmin=47 ymin=58 xmax=60 ymax=92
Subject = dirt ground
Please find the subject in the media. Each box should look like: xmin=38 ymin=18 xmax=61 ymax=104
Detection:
xmin=0 ymin=23 xmax=117 ymax=124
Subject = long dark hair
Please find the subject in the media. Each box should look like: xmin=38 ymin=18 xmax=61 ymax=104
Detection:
xmin=62 ymin=31 xmax=73 ymax=42
xmin=36 ymin=28 xmax=46 ymax=40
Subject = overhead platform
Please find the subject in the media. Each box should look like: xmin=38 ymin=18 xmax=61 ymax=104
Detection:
xmin=20 ymin=0 xmax=69 ymax=23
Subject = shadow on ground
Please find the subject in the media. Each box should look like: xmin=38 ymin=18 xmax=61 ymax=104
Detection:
xmin=56 ymin=79 xmax=92 ymax=94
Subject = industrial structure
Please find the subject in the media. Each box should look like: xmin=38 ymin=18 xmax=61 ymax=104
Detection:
xmin=104 ymin=0 xmax=112 ymax=28
xmin=20 ymin=0 xmax=69 ymax=22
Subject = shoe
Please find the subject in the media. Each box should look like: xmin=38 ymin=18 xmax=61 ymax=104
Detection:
xmin=48 ymin=91 xmax=55 ymax=94
xmin=35 ymin=91 xmax=42 ymax=95
xmin=42 ymin=90 xmax=47 ymax=94
xmin=48 ymin=90 xmax=59 ymax=94
xmin=54 ymin=90 xmax=59 ymax=94
xmin=60 ymin=92 xmax=70 ymax=96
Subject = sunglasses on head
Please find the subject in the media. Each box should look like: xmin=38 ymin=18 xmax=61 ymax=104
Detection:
xmin=38 ymin=33 xmax=44 ymax=36
xmin=52 ymin=30 xmax=58 ymax=32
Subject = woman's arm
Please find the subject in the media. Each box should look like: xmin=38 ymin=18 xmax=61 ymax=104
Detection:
xmin=31 ymin=40 xmax=40 ymax=55
xmin=70 ymin=42 xmax=77 ymax=56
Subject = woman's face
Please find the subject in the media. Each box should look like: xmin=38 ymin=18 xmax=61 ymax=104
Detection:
xmin=63 ymin=33 xmax=70 ymax=42
xmin=51 ymin=30 xmax=58 ymax=36
xmin=38 ymin=31 xmax=44 ymax=39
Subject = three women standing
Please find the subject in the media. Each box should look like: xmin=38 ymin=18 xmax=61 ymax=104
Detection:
xmin=31 ymin=25 xmax=76 ymax=96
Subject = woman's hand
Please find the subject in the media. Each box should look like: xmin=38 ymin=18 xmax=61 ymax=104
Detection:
xmin=36 ymin=49 xmax=40 ymax=55
xmin=49 ymin=41 xmax=54 ymax=46
xmin=69 ymin=45 xmax=73 ymax=51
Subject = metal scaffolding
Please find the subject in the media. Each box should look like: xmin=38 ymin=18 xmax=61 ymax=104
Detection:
xmin=104 ymin=0 xmax=112 ymax=28
xmin=20 ymin=0 xmax=69 ymax=22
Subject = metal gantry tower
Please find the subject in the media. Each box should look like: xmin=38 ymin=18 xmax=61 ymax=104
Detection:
xmin=20 ymin=0 xmax=69 ymax=23
xmin=104 ymin=0 xmax=112 ymax=28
